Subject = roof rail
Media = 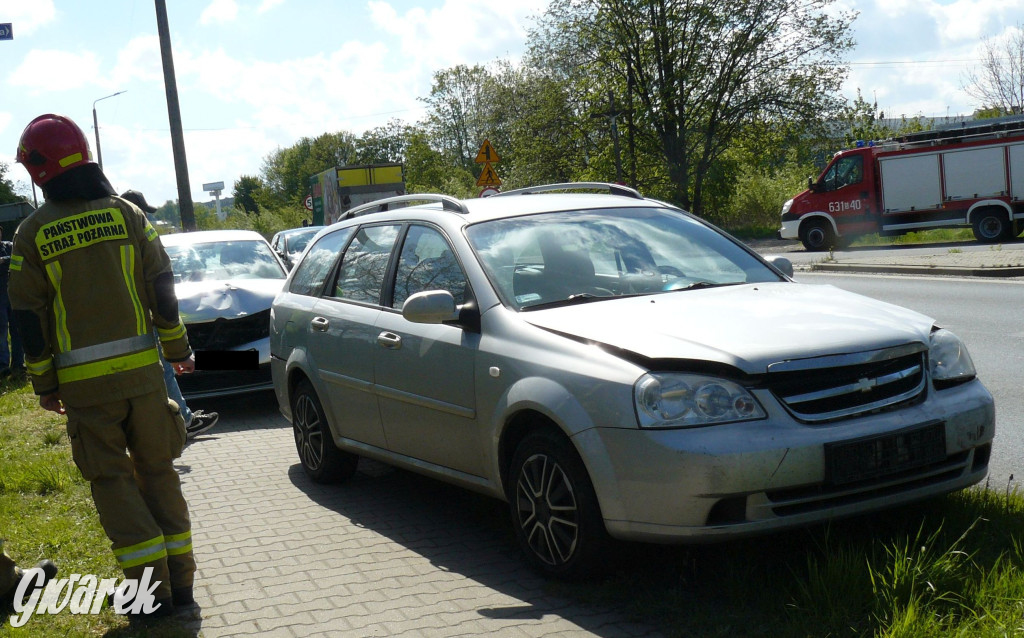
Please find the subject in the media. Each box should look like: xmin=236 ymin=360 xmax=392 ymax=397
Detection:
xmin=492 ymin=182 xmax=644 ymax=200
xmin=343 ymin=194 xmax=469 ymax=219
xmin=889 ymin=114 xmax=1024 ymax=147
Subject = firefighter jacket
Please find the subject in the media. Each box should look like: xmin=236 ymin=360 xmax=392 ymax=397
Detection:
xmin=7 ymin=196 xmax=192 ymax=407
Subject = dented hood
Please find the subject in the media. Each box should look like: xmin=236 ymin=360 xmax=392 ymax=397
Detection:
xmin=175 ymin=278 xmax=284 ymax=324
xmin=519 ymin=282 xmax=934 ymax=374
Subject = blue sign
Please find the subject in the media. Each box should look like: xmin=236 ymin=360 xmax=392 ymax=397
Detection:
xmin=0 ymin=24 xmax=12 ymax=40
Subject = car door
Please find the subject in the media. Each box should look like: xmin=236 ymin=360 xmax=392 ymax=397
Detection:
xmin=308 ymin=223 xmax=402 ymax=451
xmin=373 ymin=224 xmax=482 ymax=477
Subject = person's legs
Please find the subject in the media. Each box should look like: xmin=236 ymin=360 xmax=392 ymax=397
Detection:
xmin=66 ymin=400 xmax=175 ymax=603
xmin=0 ymin=297 xmax=10 ymax=371
xmin=161 ymin=349 xmax=193 ymax=425
xmin=125 ymin=391 xmax=196 ymax=599
xmin=8 ymin=302 xmax=23 ymax=370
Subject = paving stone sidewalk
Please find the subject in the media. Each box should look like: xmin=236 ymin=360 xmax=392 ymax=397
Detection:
xmin=176 ymin=392 xmax=663 ymax=638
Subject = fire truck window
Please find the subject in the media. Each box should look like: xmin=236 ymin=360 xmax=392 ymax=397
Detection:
xmin=824 ymin=156 xmax=863 ymax=191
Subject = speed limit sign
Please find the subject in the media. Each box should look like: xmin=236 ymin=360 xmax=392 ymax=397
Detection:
xmin=304 ymin=195 xmax=313 ymax=211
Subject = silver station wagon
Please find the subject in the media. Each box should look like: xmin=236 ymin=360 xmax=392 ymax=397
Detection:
xmin=269 ymin=183 xmax=995 ymax=578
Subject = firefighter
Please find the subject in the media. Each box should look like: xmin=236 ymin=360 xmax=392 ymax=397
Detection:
xmin=8 ymin=114 xmax=197 ymax=616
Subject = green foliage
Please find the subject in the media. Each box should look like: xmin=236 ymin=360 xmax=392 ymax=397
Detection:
xmin=262 ymin=131 xmax=358 ymax=205
xmin=233 ymin=174 xmax=264 ymax=214
xmin=0 ymin=161 xmax=22 ymax=205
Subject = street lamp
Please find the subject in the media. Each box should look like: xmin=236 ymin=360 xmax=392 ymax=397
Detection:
xmin=92 ymin=90 xmax=126 ymax=170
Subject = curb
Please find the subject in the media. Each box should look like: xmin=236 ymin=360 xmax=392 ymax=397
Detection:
xmin=807 ymin=263 xmax=1024 ymax=278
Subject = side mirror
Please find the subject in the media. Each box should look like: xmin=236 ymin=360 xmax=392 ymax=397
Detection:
xmin=766 ymin=255 xmax=794 ymax=278
xmin=402 ymin=290 xmax=460 ymax=324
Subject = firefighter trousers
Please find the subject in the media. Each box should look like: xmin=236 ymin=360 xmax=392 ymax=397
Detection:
xmin=66 ymin=388 xmax=194 ymax=600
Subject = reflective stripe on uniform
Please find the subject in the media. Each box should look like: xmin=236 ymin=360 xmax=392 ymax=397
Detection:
xmin=56 ymin=347 xmax=159 ymax=384
xmin=9 ymin=255 xmax=22 ymax=272
xmin=157 ymin=322 xmax=187 ymax=343
xmin=164 ymin=530 xmax=193 ymax=556
xmin=120 ymin=244 xmax=147 ymax=336
xmin=45 ymin=261 xmax=72 ymax=353
xmin=26 ymin=358 xmax=54 ymax=376
xmin=54 ymin=333 xmax=156 ymax=368
xmin=58 ymin=152 xmax=83 ymax=168
xmin=113 ymin=536 xmax=167 ymax=569
xmin=144 ymin=223 xmax=158 ymax=242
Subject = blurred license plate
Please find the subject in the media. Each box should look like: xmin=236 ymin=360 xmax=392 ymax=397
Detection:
xmin=826 ymin=421 xmax=946 ymax=486
xmin=194 ymin=350 xmax=259 ymax=371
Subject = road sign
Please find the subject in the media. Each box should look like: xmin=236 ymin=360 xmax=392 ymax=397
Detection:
xmin=0 ymin=24 xmax=12 ymax=40
xmin=474 ymin=139 xmax=500 ymax=164
xmin=304 ymin=195 xmax=313 ymax=211
xmin=202 ymin=181 xmax=224 ymax=192
xmin=476 ymin=163 xmax=502 ymax=188
xmin=479 ymin=187 xmax=500 ymax=198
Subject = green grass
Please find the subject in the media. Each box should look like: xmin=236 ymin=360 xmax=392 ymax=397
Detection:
xmin=3 ymin=373 xmax=1023 ymax=637
xmin=0 ymin=379 xmax=193 ymax=637
xmin=848 ymin=228 xmax=976 ymax=247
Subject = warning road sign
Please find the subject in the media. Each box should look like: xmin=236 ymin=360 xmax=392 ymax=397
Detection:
xmin=476 ymin=163 xmax=502 ymax=187
xmin=474 ymin=139 xmax=500 ymax=164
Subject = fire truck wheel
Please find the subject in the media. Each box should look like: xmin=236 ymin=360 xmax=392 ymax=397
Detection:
xmin=799 ymin=219 xmax=835 ymax=252
xmin=971 ymin=209 xmax=1012 ymax=243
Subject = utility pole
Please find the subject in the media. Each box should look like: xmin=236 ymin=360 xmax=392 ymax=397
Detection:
xmin=92 ymin=90 xmax=126 ymax=171
xmin=591 ymin=91 xmax=625 ymax=185
xmin=154 ymin=0 xmax=195 ymax=231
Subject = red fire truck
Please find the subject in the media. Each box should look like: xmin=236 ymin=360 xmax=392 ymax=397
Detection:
xmin=779 ymin=117 xmax=1024 ymax=250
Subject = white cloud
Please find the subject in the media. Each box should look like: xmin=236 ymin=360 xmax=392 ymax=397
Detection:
xmin=110 ymin=36 xmax=164 ymax=86
xmin=8 ymin=49 xmax=104 ymax=94
xmin=200 ymin=0 xmax=239 ymax=26
xmin=257 ymin=0 xmax=285 ymax=14
xmin=0 ymin=0 xmax=57 ymax=37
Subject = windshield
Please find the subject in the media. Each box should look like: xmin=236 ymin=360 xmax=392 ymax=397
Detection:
xmin=165 ymin=240 xmax=287 ymax=283
xmin=465 ymin=207 xmax=782 ymax=310
xmin=288 ymin=229 xmax=319 ymax=256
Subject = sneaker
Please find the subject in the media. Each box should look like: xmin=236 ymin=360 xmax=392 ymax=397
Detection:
xmin=185 ymin=410 xmax=219 ymax=439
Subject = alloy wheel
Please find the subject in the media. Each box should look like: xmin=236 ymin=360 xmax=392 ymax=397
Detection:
xmin=514 ymin=452 xmax=580 ymax=566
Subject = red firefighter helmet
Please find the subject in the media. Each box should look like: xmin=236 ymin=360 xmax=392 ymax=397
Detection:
xmin=15 ymin=114 xmax=94 ymax=186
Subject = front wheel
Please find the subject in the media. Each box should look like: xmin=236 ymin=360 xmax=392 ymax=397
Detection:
xmin=972 ymin=209 xmax=1012 ymax=243
xmin=799 ymin=219 xmax=836 ymax=251
xmin=292 ymin=380 xmax=358 ymax=483
xmin=508 ymin=430 xmax=608 ymax=580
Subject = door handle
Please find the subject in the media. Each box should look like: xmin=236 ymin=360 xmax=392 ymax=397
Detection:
xmin=310 ymin=316 xmax=329 ymax=332
xmin=377 ymin=331 xmax=402 ymax=349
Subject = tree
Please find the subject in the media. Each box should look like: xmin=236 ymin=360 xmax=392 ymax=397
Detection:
xmin=356 ymin=119 xmax=410 ymax=165
xmin=261 ymin=131 xmax=358 ymax=204
xmin=421 ymin=65 xmax=493 ymax=170
xmin=0 ymin=161 xmax=22 ymax=205
xmin=963 ymin=24 xmax=1024 ymax=116
xmin=233 ymin=175 xmax=265 ymax=214
xmin=529 ymin=0 xmax=856 ymax=218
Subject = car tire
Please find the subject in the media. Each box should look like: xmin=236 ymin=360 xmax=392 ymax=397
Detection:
xmin=972 ymin=209 xmax=1012 ymax=243
xmin=292 ymin=380 xmax=358 ymax=483
xmin=508 ymin=429 xmax=608 ymax=580
xmin=799 ymin=218 xmax=835 ymax=251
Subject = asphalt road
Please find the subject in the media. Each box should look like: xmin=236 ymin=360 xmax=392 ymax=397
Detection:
xmin=796 ymin=271 xmax=1024 ymax=493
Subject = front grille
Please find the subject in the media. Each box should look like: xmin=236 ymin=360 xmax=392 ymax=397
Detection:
xmin=185 ymin=309 xmax=271 ymax=350
xmin=767 ymin=344 xmax=927 ymax=423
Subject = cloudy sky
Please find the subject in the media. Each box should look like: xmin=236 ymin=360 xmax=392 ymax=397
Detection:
xmin=1 ymin=0 xmax=1022 ymax=208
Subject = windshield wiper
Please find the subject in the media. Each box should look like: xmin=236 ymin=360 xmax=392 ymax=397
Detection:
xmin=667 ymin=281 xmax=740 ymax=292
xmin=521 ymin=293 xmax=609 ymax=311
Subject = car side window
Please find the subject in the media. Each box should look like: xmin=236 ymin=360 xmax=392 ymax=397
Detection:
xmin=289 ymin=227 xmax=354 ymax=297
xmin=391 ymin=225 xmax=469 ymax=309
xmin=332 ymin=224 xmax=401 ymax=304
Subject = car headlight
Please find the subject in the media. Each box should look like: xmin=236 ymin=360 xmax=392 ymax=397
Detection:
xmin=781 ymin=198 xmax=794 ymax=214
xmin=634 ymin=373 xmax=766 ymax=428
xmin=929 ymin=328 xmax=976 ymax=387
